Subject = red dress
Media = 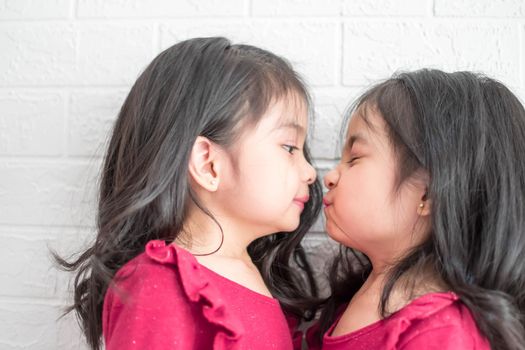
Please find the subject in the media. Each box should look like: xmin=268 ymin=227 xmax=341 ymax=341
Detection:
xmin=307 ymin=292 xmax=490 ymax=350
xmin=103 ymin=240 xmax=294 ymax=349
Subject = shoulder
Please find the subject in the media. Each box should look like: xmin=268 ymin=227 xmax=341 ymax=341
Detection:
xmin=105 ymin=239 xmax=232 ymax=310
xmin=103 ymin=240 xmax=245 ymax=349
xmin=106 ymin=240 xmax=196 ymax=302
xmin=393 ymin=292 xmax=490 ymax=349
xmin=103 ymin=241 xmax=197 ymax=334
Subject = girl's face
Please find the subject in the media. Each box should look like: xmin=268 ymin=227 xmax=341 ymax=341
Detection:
xmin=323 ymin=108 xmax=428 ymax=264
xmin=217 ymin=95 xmax=316 ymax=236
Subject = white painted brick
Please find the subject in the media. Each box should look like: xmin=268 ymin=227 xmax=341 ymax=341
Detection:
xmin=77 ymin=0 xmax=246 ymax=18
xmin=0 ymin=302 xmax=87 ymax=349
xmin=0 ymin=162 xmax=99 ymax=226
xmin=0 ymin=233 xmax=60 ymax=298
xmin=0 ymin=23 xmax=153 ymax=86
xmin=252 ymin=0 xmax=341 ymax=16
xmin=311 ymin=104 xmax=342 ymax=159
xmin=74 ymin=24 xmax=154 ymax=86
xmin=0 ymin=228 xmax=92 ymax=299
xmin=343 ymin=21 xmax=520 ymax=88
xmin=68 ymin=90 xmax=126 ymax=157
xmin=0 ymin=24 xmax=76 ymax=86
xmin=0 ymin=0 xmax=71 ymax=20
xmin=160 ymin=20 xmax=338 ymax=86
xmin=343 ymin=0 xmax=430 ymax=16
xmin=512 ymin=87 xmax=525 ymax=107
xmin=435 ymin=0 xmax=525 ymax=17
xmin=309 ymin=87 xmax=362 ymax=159
xmin=0 ymin=91 xmax=64 ymax=156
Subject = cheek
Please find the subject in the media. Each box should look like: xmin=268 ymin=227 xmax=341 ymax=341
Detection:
xmin=335 ymin=168 xmax=390 ymax=211
xmin=236 ymin=159 xmax=295 ymax=203
xmin=330 ymin=168 xmax=397 ymax=239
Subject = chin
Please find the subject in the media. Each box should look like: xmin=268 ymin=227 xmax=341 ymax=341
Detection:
xmin=278 ymin=219 xmax=301 ymax=233
xmin=325 ymin=221 xmax=346 ymax=244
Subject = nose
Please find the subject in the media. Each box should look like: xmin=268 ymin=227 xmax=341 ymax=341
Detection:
xmin=323 ymin=168 xmax=339 ymax=189
xmin=304 ymin=161 xmax=316 ymax=185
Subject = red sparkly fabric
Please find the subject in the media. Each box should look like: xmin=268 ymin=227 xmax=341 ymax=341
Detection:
xmin=306 ymin=292 xmax=490 ymax=350
xmin=103 ymin=240 xmax=294 ymax=349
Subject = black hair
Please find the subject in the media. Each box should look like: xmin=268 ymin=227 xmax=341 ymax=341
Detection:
xmin=318 ymin=69 xmax=525 ymax=350
xmin=55 ymin=37 xmax=322 ymax=350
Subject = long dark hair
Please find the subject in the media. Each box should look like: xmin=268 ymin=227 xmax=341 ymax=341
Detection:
xmin=56 ymin=37 xmax=322 ymax=350
xmin=319 ymin=69 xmax=525 ymax=350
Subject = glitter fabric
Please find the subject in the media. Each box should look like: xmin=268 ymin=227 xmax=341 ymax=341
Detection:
xmin=306 ymin=292 xmax=490 ymax=350
xmin=102 ymin=240 xmax=294 ymax=349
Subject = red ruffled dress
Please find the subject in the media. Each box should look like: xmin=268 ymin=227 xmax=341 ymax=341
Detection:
xmin=306 ymin=292 xmax=490 ymax=350
xmin=102 ymin=240 xmax=294 ymax=349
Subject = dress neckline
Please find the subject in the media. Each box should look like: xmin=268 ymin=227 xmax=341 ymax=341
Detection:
xmin=198 ymin=263 xmax=279 ymax=305
xmin=324 ymin=291 xmax=459 ymax=343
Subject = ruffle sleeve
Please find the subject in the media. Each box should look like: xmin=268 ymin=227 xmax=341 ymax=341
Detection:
xmin=145 ymin=240 xmax=245 ymax=350
xmin=382 ymin=292 xmax=461 ymax=349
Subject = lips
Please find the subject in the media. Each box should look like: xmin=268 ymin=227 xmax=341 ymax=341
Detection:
xmin=323 ymin=197 xmax=332 ymax=207
xmin=293 ymin=195 xmax=309 ymax=210
xmin=294 ymin=195 xmax=310 ymax=203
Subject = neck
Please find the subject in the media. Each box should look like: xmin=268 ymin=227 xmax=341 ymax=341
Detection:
xmin=359 ymin=263 xmax=388 ymax=298
xmin=363 ymin=246 xmax=417 ymax=293
xmin=361 ymin=255 xmax=447 ymax=313
xmin=176 ymin=207 xmax=263 ymax=261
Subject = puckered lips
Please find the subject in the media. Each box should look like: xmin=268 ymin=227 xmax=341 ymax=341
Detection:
xmin=293 ymin=195 xmax=309 ymax=210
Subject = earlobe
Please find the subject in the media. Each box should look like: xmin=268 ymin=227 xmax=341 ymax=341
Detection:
xmin=417 ymin=192 xmax=431 ymax=216
xmin=188 ymin=136 xmax=220 ymax=192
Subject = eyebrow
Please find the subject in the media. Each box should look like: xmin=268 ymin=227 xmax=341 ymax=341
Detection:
xmin=276 ymin=122 xmax=306 ymax=135
xmin=346 ymin=133 xmax=368 ymax=149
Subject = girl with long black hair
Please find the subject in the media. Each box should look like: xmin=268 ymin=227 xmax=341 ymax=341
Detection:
xmin=311 ymin=69 xmax=525 ymax=350
xmin=57 ymin=37 xmax=322 ymax=350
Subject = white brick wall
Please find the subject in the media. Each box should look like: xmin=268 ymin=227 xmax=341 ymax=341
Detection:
xmin=1 ymin=1 xmax=524 ymax=348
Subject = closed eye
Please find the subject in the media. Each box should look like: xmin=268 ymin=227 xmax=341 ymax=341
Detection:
xmin=283 ymin=144 xmax=299 ymax=154
xmin=347 ymin=156 xmax=360 ymax=165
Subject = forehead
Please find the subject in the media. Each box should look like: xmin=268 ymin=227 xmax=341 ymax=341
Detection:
xmin=345 ymin=107 xmax=389 ymax=148
xmin=256 ymin=94 xmax=309 ymax=133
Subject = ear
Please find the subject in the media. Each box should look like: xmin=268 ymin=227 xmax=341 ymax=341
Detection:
xmin=188 ymin=136 xmax=221 ymax=192
xmin=417 ymin=190 xmax=432 ymax=217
